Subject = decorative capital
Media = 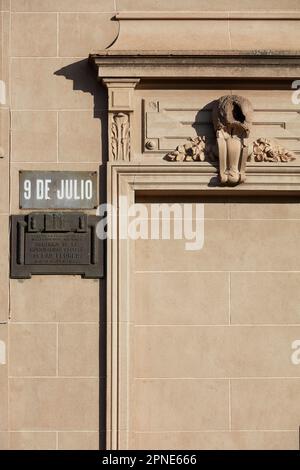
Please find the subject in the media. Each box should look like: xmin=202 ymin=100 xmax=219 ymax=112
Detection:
xmin=103 ymin=79 xmax=139 ymax=161
xmin=102 ymin=78 xmax=140 ymax=113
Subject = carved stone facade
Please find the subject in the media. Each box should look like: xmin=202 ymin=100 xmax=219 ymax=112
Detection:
xmin=89 ymin=44 xmax=300 ymax=451
xmin=165 ymin=95 xmax=296 ymax=185
xmin=1 ymin=2 xmax=300 ymax=453
xmin=166 ymin=136 xmax=296 ymax=166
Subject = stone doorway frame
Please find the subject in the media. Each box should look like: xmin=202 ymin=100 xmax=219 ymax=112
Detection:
xmin=106 ymin=161 xmax=300 ymax=449
xmin=89 ymin=46 xmax=300 ymax=450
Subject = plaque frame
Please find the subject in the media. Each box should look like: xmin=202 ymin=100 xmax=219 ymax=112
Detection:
xmin=10 ymin=212 xmax=104 ymax=279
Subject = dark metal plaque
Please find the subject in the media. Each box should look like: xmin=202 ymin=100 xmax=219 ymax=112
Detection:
xmin=19 ymin=171 xmax=98 ymax=209
xmin=25 ymin=233 xmax=90 ymax=265
xmin=10 ymin=213 xmax=104 ymax=279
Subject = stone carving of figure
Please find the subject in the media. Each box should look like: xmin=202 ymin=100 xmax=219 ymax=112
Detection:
xmin=212 ymin=95 xmax=253 ymax=185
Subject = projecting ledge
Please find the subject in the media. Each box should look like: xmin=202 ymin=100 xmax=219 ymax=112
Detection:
xmin=89 ymin=51 xmax=300 ymax=80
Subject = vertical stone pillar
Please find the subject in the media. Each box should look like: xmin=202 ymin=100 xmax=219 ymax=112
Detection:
xmin=102 ymin=79 xmax=140 ymax=162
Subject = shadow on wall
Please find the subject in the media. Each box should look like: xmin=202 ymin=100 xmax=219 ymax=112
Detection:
xmin=192 ymin=100 xmax=216 ymax=141
xmin=193 ymin=100 xmax=220 ymax=187
xmin=54 ymin=59 xmax=107 ymax=450
xmin=54 ymin=58 xmax=108 ymax=170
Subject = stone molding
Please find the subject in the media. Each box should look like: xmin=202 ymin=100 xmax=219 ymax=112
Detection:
xmin=90 ymin=45 xmax=300 ymax=448
xmin=106 ymin=162 xmax=300 ymax=449
xmin=90 ymin=51 xmax=300 ymax=79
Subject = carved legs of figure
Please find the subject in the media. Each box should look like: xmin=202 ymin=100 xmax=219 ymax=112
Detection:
xmin=216 ymin=130 xmax=248 ymax=185
xmin=227 ymin=136 xmax=242 ymax=184
xmin=216 ymin=130 xmax=228 ymax=184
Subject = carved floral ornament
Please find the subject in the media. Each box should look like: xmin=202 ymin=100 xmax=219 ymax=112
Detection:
xmin=111 ymin=112 xmax=130 ymax=161
xmin=165 ymin=95 xmax=296 ymax=185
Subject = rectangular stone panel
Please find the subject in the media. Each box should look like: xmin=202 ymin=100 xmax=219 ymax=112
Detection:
xmin=0 ymin=12 xmax=10 ymax=104
xmin=129 ymin=431 xmax=299 ymax=450
xmin=58 ymin=111 xmax=102 ymax=163
xmin=58 ymin=324 xmax=99 ymax=377
xmin=231 ymin=272 xmax=300 ymax=324
xmin=0 ymin=110 xmax=9 ymax=215
xmin=11 ymin=111 xmax=57 ymax=163
xmin=9 ymin=432 xmax=56 ymax=450
xmin=11 ymin=0 xmax=115 ymax=11
xmin=11 ymin=58 xmax=99 ymax=110
xmin=135 ymin=219 xmax=300 ymax=272
xmin=58 ymin=432 xmax=99 ymax=450
xmin=9 ymin=324 xmax=57 ymax=377
xmin=133 ymin=326 xmax=300 ymax=378
xmin=113 ymin=18 xmax=230 ymax=52
xmin=230 ymin=20 xmax=300 ymax=51
xmin=117 ymin=0 xmax=300 ymax=10
xmin=10 ymin=378 xmax=99 ymax=431
xmin=10 ymin=276 xmax=99 ymax=322
xmin=131 ymin=379 xmax=229 ymax=432
xmin=137 ymin=198 xmax=229 ymax=220
xmin=133 ymin=272 xmax=229 ymax=325
xmin=0 ymin=325 xmax=8 ymax=431
xmin=230 ymin=199 xmax=300 ymax=220
xmin=1 ymin=1 xmax=10 ymax=11
xmin=0 ymin=216 xmax=9 ymax=322
xmin=58 ymin=13 xmax=118 ymax=57
xmin=231 ymin=379 xmax=300 ymax=430
xmin=0 ymin=433 xmax=8 ymax=450
xmin=11 ymin=13 xmax=57 ymax=57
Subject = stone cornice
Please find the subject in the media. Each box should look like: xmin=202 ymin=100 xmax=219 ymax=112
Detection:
xmin=89 ymin=50 xmax=300 ymax=79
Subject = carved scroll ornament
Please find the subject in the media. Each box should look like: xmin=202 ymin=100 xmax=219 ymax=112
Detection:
xmin=111 ymin=112 xmax=130 ymax=161
xmin=165 ymin=95 xmax=296 ymax=185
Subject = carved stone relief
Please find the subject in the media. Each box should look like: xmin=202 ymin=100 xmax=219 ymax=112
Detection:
xmin=212 ymin=95 xmax=253 ymax=184
xmin=166 ymin=136 xmax=295 ymax=163
xmin=165 ymin=136 xmax=217 ymax=163
xmin=102 ymin=79 xmax=139 ymax=162
xmin=249 ymin=138 xmax=296 ymax=163
xmin=165 ymin=95 xmax=296 ymax=185
xmin=111 ymin=112 xmax=130 ymax=161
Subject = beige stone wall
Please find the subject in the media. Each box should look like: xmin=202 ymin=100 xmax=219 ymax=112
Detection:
xmin=131 ymin=197 xmax=300 ymax=449
xmin=0 ymin=0 xmax=119 ymax=451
